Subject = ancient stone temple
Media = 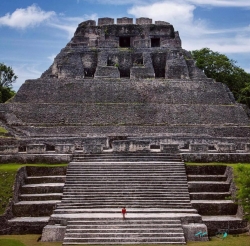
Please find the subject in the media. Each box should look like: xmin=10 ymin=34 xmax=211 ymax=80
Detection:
xmin=0 ymin=17 xmax=249 ymax=244
xmin=0 ymin=16 xmax=249 ymax=146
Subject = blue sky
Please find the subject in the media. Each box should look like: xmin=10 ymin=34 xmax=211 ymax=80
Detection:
xmin=0 ymin=0 xmax=250 ymax=91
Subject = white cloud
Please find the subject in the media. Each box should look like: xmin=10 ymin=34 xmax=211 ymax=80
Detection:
xmin=0 ymin=4 xmax=56 ymax=29
xmin=48 ymin=54 xmax=56 ymax=62
xmin=49 ymin=14 xmax=98 ymax=39
xmin=12 ymin=64 xmax=42 ymax=91
xmin=128 ymin=2 xmax=196 ymax=27
xmin=90 ymin=0 xmax=250 ymax=7
xmin=127 ymin=1 xmax=250 ymax=55
xmin=187 ymin=0 xmax=250 ymax=7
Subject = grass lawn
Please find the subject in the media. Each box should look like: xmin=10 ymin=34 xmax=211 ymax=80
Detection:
xmin=0 ymin=234 xmax=249 ymax=246
xmin=0 ymin=163 xmax=67 ymax=215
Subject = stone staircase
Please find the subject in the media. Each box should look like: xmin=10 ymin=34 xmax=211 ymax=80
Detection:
xmin=63 ymin=217 xmax=186 ymax=245
xmin=8 ymin=167 xmax=66 ymax=234
xmin=44 ymin=152 xmax=204 ymax=244
xmin=187 ymin=165 xmax=248 ymax=235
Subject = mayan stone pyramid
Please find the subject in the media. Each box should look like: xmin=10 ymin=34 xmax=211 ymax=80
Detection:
xmin=0 ymin=17 xmax=249 ymax=145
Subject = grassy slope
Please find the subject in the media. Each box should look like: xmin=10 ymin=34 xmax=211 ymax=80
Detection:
xmin=0 ymin=234 xmax=249 ymax=246
xmin=0 ymin=163 xmax=67 ymax=215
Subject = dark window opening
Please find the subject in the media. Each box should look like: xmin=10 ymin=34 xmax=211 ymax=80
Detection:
xmin=107 ymin=58 xmax=114 ymax=66
xmin=18 ymin=146 xmax=26 ymax=152
xmin=150 ymin=145 xmax=160 ymax=149
xmin=108 ymin=136 xmax=128 ymax=148
xmin=151 ymin=38 xmax=160 ymax=47
xmin=84 ymin=68 xmax=95 ymax=78
xmin=46 ymin=144 xmax=55 ymax=151
xmin=133 ymin=57 xmax=143 ymax=66
xmin=119 ymin=68 xmax=130 ymax=78
xmin=119 ymin=37 xmax=131 ymax=47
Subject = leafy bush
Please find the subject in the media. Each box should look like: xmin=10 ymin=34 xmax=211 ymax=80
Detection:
xmin=235 ymin=165 xmax=250 ymax=220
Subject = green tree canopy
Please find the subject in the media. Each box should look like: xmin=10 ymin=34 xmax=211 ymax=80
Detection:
xmin=191 ymin=48 xmax=250 ymax=107
xmin=0 ymin=63 xmax=17 ymax=102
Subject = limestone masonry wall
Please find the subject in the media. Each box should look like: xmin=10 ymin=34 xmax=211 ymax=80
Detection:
xmin=13 ymin=79 xmax=233 ymax=105
xmin=7 ymin=103 xmax=249 ymax=126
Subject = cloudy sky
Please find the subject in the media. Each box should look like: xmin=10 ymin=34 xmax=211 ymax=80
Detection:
xmin=0 ymin=0 xmax=250 ymax=91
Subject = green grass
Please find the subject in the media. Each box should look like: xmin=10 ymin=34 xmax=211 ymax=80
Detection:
xmin=0 ymin=126 xmax=11 ymax=138
xmin=0 ymin=163 xmax=67 ymax=215
xmin=0 ymin=234 xmax=249 ymax=246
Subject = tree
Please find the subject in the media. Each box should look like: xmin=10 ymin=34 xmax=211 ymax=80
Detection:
xmin=0 ymin=63 xmax=17 ymax=102
xmin=191 ymin=48 xmax=250 ymax=106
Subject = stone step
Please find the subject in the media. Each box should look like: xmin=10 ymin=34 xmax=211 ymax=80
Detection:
xmin=202 ymin=215 xmax=249 ymax=235
xmin=62 ymin=188 xmax=189 ymax=193
xmin=51 ymin=208 xmax=199 ymax=215
xmin=188 ymin=182 xmax=230 ymax=192
xmin=8 ymin=216 xmax=50 ymax=234
xmin=73 ymin=159 xmax=182 ymax=162
xmin=72 ymin=160 xmax=183 ymax=163
xmin=187 ymin=175 xmax=227 ymax=182
xmin=61 ymin=199 xmax=191 ymax=203
xmin=63 ymin=236 xmax=185 ymax=244
xmin=64 ymin=181 xmax=188 ymax=184
xmin=19 ymin=193 xmax=63 ymax=201
xmin=21 ymin=183 xmax=64 ymax=194
xmin=64 ymin=232 xmax=185 ymax=238
xmin=66 ymin=228 xmax=183 ymax=233
xmin=25 ymin=176 xmax=66 ymax=184
xmin=62 ymin=194 xmax=190 ymax=199
xmin=190 ymin=192 xmax=231 ymax=200
xmin=13 ymin=200 xmax=60 ymax=217
xmin=56 ymin=205 xmax=193 ymax=209
xmin=191 ymin=200 xmax=238 ymax=215
xmin=73 ymin=153 xmax=181 ymax=157
xmin=69 ymin=162 xmax=184 ymax=166
xmin=67 ymin=167 xmax=186 ymax=171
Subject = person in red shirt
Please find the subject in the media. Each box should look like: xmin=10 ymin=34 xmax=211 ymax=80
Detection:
xmin=121 ymin=207 xmax=127 ymax=219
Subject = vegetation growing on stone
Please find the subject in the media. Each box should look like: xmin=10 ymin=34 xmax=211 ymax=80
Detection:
xmin=234 ymin=165 xmax=250 ymax=220
xmin=191 ymin=48 xmax=250 ymax=107
xmin=0 ymin=63 xmax=17 ymax=103
xmin=0 ymin=163 xmax=67 ymax=215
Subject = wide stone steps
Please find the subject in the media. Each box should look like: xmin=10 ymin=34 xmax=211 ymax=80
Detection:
xmin=25 ymin=175 xmax=66 ymax=184
xmin=190 ymin=192 xmax=231 ymax=200
xmin=19 ymin=193 xmax=63 ymax=201
xmin=187 ymin=175 xmax=227 ymax=182
xmin=37 ymin=153 xmax=197 ymax=244
xmin=21 ymin=183 xmax=64 ymax=194
xmin=63 ymin=218 xmax=186 ymax=245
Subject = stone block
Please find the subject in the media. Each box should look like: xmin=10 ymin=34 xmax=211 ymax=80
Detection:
xmin=130 ymin=66 xmax=155 ymax=79
xmin=98 ymin=40 xmax=119 ymax=48
xmin=133 ymin=39 xmax=151 ymax=48
xmin=94 ymin=66 xmax=120 ymax=78
xmin=98 ymin=17 xmax=114 ymax=26
xmin=41 ymin=225 xmax=66 ymax=242
xmin=189 ymin=144 xmax=209 ymax=152
xmin=0 ymin=145 xmax=18 ymax=154
xmin=155 ymin=21 xmax=170 ymax=25
xmin=216 ymin=143 xmax=236 ymax=153
xmin=160 ymin=143 xmax=179 ymax=153
xmin=55 ymin=144 xmax=75 ymax=154
xmin=26 ymin=144 xmax=46 ymax=154
xmin=136 ymin=17 xmax=152 ymax=25
xmin=79 ymin=20 xmax=96 ymax=27
xmin=182 ymin=223 xmax=208 ymax=241
xmin=113 ymin=140 xmax=150 ymax=152
xmin=83 ymin=144 xmax=103 ymax=154
xmin=117 ymin=17 xmax=133 ymax=25
xmin=244 ymin=143 xmax=250 ymax=152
